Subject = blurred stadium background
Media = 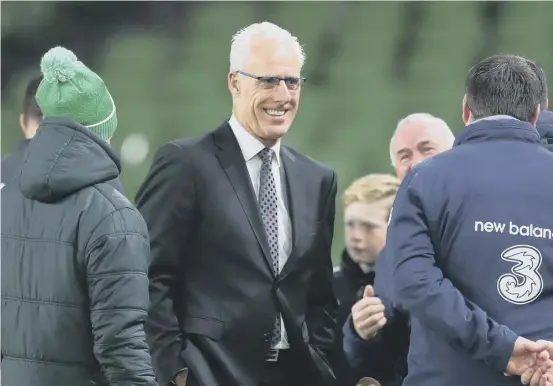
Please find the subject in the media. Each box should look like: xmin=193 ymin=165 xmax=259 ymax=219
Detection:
xmin=2 ymin=1 xmax=552 ymax=262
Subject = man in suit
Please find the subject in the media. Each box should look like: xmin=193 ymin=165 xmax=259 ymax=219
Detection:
xmin=136 ymin=21 xmax=341 ymax=386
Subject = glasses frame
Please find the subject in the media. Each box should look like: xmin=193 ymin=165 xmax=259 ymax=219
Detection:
xmin=235 ymin=70 xmax=306 ymax=90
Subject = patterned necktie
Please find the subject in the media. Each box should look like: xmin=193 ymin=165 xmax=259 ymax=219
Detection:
xmin=258 ymin=147 xmax=281 ymax=347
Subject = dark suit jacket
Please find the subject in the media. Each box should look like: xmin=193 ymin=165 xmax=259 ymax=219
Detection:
xmin=135 ymin=121 xmax=341 ymax=386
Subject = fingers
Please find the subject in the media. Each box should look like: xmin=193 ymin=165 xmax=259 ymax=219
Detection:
xmin=353 ymin=303 xmax=385 ymax=321
xmin=353 ymin=307 xmax=385 ymax=330
xmin=522 ymin=358 xmax=553 ymax=386
xmin=530 ymin=366 xmax=546 ymax=386
xmin=357 ymin=314 xmax=387 ymax=338
xmin=537 ymin=340 xmax=553 ymax=357
xmin=363 ymin=285 xmax=375 ymax=298
xmin=539 ymin=351 xmax=552 ymax=363
xmin=526 ymin=340 xmax=552 ymax=354
xmin=540 ymin=369 xmax=553 ymax=386
xmin=521 ymin=365 xmax=543 ymax=385
xmin=352 ymin=300 xmax=387 ymax=339
xmin=351 ymin=296 xmax=383 ymax=313
xmin=357 ymin=311 xmax=386 ymax=329
xmin=542 ymin=370 xmax=553 ymax=386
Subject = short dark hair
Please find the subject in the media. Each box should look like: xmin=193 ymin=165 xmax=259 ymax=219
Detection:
xmin=22 ymin=76 xmax=43 ymax=122
xmin=465 ymin=54 xmax=542 ymax=122
xmin=526 ymin=60 xmax=548 ymax=109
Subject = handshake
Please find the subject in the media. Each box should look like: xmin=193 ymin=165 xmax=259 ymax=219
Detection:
xmin=351 ymin=285 xmax=553 ymax=386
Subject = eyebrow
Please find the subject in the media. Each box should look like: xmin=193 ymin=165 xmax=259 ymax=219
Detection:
xmin=417 ymin=140 xmax=434 ymax=148
xmin=346 ymin=218 xmax=379 ymax=226
xmin=396 ymin=148 xmax=411 ymax=157
xmin=396 ymin=140 xmax=435 ymax=156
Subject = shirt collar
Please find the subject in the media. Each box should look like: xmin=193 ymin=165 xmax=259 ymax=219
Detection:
xmin=228 ymin=115 xmax=281 ymax=165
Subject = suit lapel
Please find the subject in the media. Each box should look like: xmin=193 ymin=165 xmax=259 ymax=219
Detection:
xmin=213 ymin=122 xmax=275 ymax=277
xmin=279 ymin=147 xmax=308 ymax=279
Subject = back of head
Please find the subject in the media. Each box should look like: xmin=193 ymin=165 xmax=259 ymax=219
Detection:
xmin=526 ymin=59 xmax=548 ymax=110
xmin=465 ymin=54 xmax=542 ymax=122
xmin=20 ymin=47 xmax=120 ymax=203
xmin=35 ymin=46 xmax=117 ymax=142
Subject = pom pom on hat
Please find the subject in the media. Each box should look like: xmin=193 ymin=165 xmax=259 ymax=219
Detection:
xmin=35 ymin=45 xmax=118 ymax=141
xmin=40 ymin=46 xmax=79 ymax=83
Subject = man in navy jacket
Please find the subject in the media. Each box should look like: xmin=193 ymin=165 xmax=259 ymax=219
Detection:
xmin=387 ymin=54 xmax=553 ymax=386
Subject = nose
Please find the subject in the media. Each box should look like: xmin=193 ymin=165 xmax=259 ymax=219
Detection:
xmin=411 ymin=153 xmax=426 ymax=168
xmin=350 ymin=226 xmax=364 ymax=241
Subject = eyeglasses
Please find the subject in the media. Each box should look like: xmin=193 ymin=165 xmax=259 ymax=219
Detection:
xmin=235 ymin=70 xmax=306 ymax=90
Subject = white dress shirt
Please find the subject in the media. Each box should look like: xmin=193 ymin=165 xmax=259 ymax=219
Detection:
xmin=228 ymin=115 xmax=292 ymax=349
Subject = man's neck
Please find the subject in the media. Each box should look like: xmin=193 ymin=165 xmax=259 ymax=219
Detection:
xmin=231 ymin=112 xmax=279 ymax=148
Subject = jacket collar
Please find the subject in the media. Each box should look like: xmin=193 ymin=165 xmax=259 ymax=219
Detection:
xmin=454 ymin=115 xmax=540 ymax=147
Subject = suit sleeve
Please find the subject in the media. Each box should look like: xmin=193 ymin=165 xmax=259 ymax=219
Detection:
xmin=306 ymin=171 xmax=340 ymax=358
xmin=86 ymin=208 xmax=157 ymax=386
xmin=135 ymin=142 xmax=195 ymax=386
xmin=387 ymin=171 xmax=518 ymax=373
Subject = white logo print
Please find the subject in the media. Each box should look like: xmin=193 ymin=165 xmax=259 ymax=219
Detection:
xmin=497 ymin=245 xmax=543 ymax=305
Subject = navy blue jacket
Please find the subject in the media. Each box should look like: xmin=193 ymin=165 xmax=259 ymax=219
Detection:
xmin=537 ymin=110 xmax=553 ymax=151
xmin=387 ymin=117 xmax=553 ymax=386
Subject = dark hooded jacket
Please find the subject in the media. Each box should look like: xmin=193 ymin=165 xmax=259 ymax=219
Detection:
xmin=1 ymin=118 xmax=157 ymax=386
xmin=1 ymin=137 xmax=125 ymax=194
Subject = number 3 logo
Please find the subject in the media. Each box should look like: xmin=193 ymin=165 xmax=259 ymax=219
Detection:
xmin=497 ymin=245 xmax=543 ymax=305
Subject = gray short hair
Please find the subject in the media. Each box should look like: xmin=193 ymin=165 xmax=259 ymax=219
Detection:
xmin=389 ymin=113 xmax=454 ymax=166
xmin=229 ymin=21 xmax=306 ymax=72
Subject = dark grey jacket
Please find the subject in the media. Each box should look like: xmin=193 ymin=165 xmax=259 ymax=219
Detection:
xmin=1 ymin=118 xmax=157 ymax=386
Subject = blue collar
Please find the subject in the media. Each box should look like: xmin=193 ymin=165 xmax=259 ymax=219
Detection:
xmin=454 ymin=117 xmax=540 ymax=147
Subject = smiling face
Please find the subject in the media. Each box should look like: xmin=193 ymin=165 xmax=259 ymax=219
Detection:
xmin=390 ymin=122 xmax=453 ymax=181
xmin=228 ymin=37 xmax=302 ymax=147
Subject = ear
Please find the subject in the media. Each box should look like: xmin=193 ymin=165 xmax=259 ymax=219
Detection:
xmin=228 ymin=72 xmax=240 ymax=96
xmin=462 ymin=94 xmax=471 ymax=126
xmin=529 ymin=104 xmax=541 ymax=127
xmin=19 ymin=114 xmax=26 ymax=133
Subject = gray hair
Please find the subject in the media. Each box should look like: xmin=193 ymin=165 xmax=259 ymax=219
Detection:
xmin=389 ymin=113 xmax=454 ymax=166
xmin=229 ymin=21 xmax=306 ymax=72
